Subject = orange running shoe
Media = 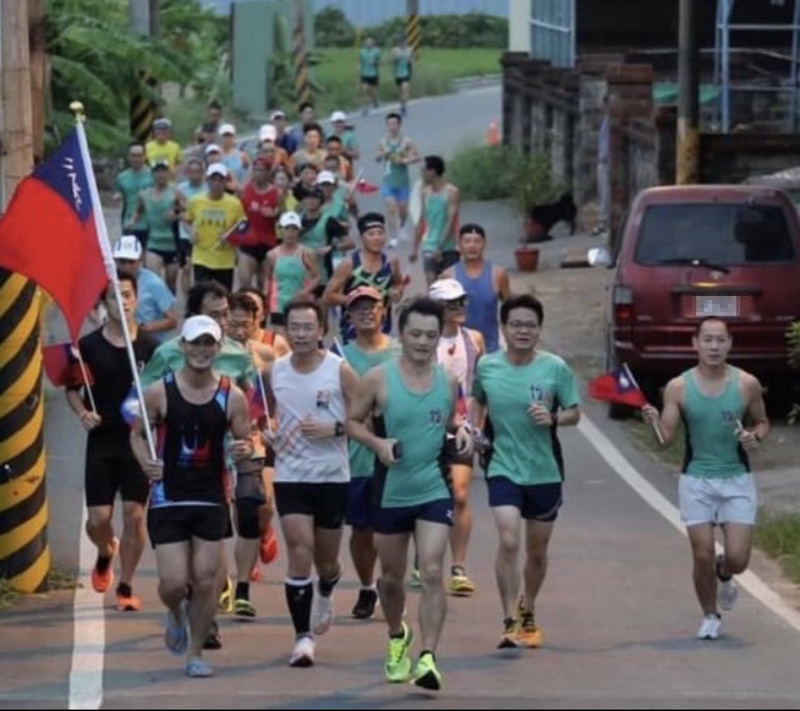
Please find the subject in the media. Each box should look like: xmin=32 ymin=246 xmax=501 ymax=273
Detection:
xmin=250 ymin=565 xmax=261 ymax=582
xmin=91 ymin=537 xmax=119 ymax=594
xmin=115 ymin=592 xmax=142 ymax=612
xmin=259 ymin=526 xmax=278 ymax=564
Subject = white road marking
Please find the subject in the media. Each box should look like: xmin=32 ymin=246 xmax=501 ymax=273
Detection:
xmin=68 ymin=504 xmax=105 ymax=710
xmin=578 ymin=414 xmax=800 ymax=634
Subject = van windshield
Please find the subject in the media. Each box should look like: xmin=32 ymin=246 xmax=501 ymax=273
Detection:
xmin=635 ymin=203 xmax=796 ymax=266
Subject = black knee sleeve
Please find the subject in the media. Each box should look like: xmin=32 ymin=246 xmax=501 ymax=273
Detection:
xmin=235 ymin=498 xmax=262 ymax=539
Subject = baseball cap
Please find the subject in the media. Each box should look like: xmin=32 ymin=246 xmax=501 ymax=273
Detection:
xmin=315 ymin=170 xmax=337 ymax=185
xmin=345 ymin=286 xmax=383 ymax=308
xmin=258 ymin=123 xmax=277 ymax=142
xmin=429 ymin=278 xmax=467 ymax=301
xmin=151 ymin=159 xmax=170 ymax=172
xmin=205 ymin=163 xmax=228 ymax=179
xmin=181 ymin=315 xmax=222 ymax=343
xmin=204 ymin=143 xmax=222 ymax=156
xmin=270 ymin=109 xmax=286 ymax=120
xmin=330 ymin=110 xmax=347 ymax=123
xmin=278 ymin=211 xmax=302 ymax=229
xmin=112 ymin=235 xmax=143 ymax=261
xmin=153 ymin=117 xmax=172 ymax=130
xmin=301 ymin=186 xmax=325 ymax=202
xmin=219 ymin=123 xmax=236 ymax=136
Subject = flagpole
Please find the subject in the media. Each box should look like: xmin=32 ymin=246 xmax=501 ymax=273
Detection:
xmin=73 ymin=347 xmax=98 ymax=414
xmin=622 ymin=362 xmax=665 ymax=445
xmin=71 ymin=102 xmax=157 ymax=460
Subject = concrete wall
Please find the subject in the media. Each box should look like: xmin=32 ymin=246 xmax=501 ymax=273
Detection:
xmin=508 ymin=0 xmax=529 ymax=53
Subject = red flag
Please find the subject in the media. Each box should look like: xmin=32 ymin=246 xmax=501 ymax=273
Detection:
xmin=587 ymin=368 xmax=647 ymax=408
xmin=246 ymin=385 xmax=267 ymax=424
xmin=222 ymin=218 xmax=255 ymax=248
xmin=354 ymin=178 xmax=379 ymax=195
xmin=456 ymin=382 xmax=468 ymax=419
xmin=42 ymin=343 xmax=93 ymax=388
xmin=0 ymin=129 xmax=108 ymax=341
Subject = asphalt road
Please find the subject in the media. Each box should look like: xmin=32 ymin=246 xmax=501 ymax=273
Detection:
xmin=4 ymin=84 xmax=800 ymax=710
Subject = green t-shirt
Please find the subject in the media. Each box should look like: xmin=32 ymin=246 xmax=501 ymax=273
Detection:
xmin=422 ymin=188 xmax=456 ymax=253
xmin=140 ymin=335 xmax=255 ymax=390
xmin=141 ymin=186 xmax=178 ymax=252
xmin=472 ymin=350 xmax=580 ymax=485
xmin=359 ymin=47 xmax=381 ymax=78
xmin=342 ymin=339 xmax=400 ymax=478
xmin=116 ymin=168 xmax=153 ymax=230
xmin=393 ymin=48 xmax=412 ymax=79
xmin=377 ymin=361 xmax=453 ymax=507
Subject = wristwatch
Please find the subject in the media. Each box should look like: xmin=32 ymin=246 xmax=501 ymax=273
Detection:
xmin=334 ymin=421 xmax=345 ymax=437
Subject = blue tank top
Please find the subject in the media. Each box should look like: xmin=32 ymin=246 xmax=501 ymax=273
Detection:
xmin=222 ymin=151 xmax=246 ymax=185
xmin=455 ymin=261 xmax=500 ymax=352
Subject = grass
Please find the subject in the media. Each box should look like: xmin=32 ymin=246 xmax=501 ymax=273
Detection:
xmin=754 ymin=509 xmax=800 ymax=583
xmin=0 ymin=566 xmax=81 ymax=612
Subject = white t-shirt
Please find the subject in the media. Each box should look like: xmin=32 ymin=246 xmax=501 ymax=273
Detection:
xmin=272 ymin=351 xmax=350 ymax=483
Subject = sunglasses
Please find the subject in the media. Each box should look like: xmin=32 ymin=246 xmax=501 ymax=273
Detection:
xmin=444 ymin=297 xmax=468 ymax=308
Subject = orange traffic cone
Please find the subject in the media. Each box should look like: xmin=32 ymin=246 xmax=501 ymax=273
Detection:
xmin=486 ymin=120 xmax=500 ymax=146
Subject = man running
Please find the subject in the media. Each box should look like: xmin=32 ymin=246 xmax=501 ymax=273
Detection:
xmin=264 ymin=296 xmax=359 ymax=667
xmin=377 ymin=113 xmax=420 ymax=248
xmin=347 ymin=297 xmax=472 ymax=691
xmin=429 ymin=278 xmax=485 ymax=597
xmin=114 ymin=142 xmax=153 ymax=250
xmin=642 ymin=317 xmax=769 ymax=640
xmin=131 ymin=315 xmax=252 ymax=678
xmin=146 ymin=117 xmax=182 ymax=176
xmin=358 ymin=36 xmax=382 ymax=114
xmin=66 ymin=270 xmax=158 ymax=612
xmin=411 ymin=156 xmax=460 ymax=287
xmin=339 ymin=287 xmax=399 ymax=619
xmin=391 ymin=37 xmax=413 ymax=116
xmin=238 ymin=157 xmax=279 ymax=291
xmin=470 ymin=294 xmax=580 ymax=650
xmin=442 ymin=223 xmax=511 ymax=353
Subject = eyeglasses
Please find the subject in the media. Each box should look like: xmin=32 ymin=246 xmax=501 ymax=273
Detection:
xmin=444 ymin=297 xmax=468 ymax=308
xmin=507 ymin=321 xmax=539 ymax=331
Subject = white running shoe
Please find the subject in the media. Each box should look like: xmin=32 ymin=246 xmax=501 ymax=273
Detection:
xmin=388 ymin=238 xmax=398 ymax=249
xmin=696 ymin=614 xmax=721 ymax=640
xmin=311 ymin=593 xmax=335 ymax=636
xmin=289 ymin=635 xmax=315 ymax=667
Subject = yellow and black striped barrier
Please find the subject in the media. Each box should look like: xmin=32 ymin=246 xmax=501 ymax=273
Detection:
xmin=406 ymin=12 xmax=421 ymax=62
xmin=0 ymin=270 xmax=49 ymax=593
xmin=130 ymin=71 xmax=156 ymax=143
xmin=293 ymin=11 xmax=311 ymax=108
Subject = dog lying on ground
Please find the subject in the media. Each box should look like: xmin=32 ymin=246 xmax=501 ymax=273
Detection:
xmin=524 ymin=192 xmax=577 ymax=242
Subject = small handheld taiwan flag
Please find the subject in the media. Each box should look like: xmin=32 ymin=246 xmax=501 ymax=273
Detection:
xmin=587 ymin=367 xmax=647 ymax=408
xmin=221 ymin=218 xmax=253 ymax=248
xmin=354 ymin=178 xmax=379 ymax=195
xmin=42 ymin=343 xmax=92 ymax=388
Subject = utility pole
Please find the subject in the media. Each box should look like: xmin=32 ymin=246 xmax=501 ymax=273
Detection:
xmin=406 ymin=0 xmax=421 ymax=62
xmin=0 ymin=0 xmax=50 ymax=594
xmin=676 ymin=0 xmax=700 ymax=184
xmin=293 ymin=0 xmax=311 ymax=109
xmin=129 ymin=0 xmax=157 ymax=142
xmin=28 ymin=0 xmax=46 ymax=165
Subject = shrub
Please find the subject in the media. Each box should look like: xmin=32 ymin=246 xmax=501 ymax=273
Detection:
xmin=788 ymin=321 xmax=800 ymax=424
xmin=314 ymin=7 xmax=356 ymax=48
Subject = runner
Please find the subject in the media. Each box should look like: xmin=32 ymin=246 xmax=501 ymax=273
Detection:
xmin=347 ymin=297 xmax=473 ymax=691
xmin=194 ymin=99 xmax=223 ymax=146
xmin=115 ymin=142 xmax=153 ymax=250
xmin=238 ymin=287 xmax=291 ymax=358
xmin=184 ymin=163 xmax=245 ymax=292
xmin=112 ymin=235 xmax=178 ymax=341
xmin=642 ymin=317 xmax=769 ymax=640
xmin=298 ymin=186 xmax=349 ymax=297
xmin=358 ymin=36 xmax=382 ymax=115
xmin=411 ymin=155 xmax=460 ymax=287
xmin=65 ymin=270 xmax=158 ymax=612
xmin=264 ymin=295 xmax=359 ymax=666
xmin=470 ymin=294 xmax=581 ymax=650
xmin=220 ymin=123 xmax=251 ymax=188
xmin=328 ymin=110 xmax=360 ymax=163
xmin=376 ymin=113 xmax=420 ymax=248
xmin=146 ymin=117 xmax=182 ymax=176
xmin=429 ymin=278 xmax=485 ymax=596
xmin=391 ymin=37 xmax=413 ymax=116
xmin=339 ymin=286 xmax=399 ymax=619
xmin=130 ymin=160 xmax=181 ymax=293
xmin=291 ymin=123 xmax=328 ymax=173
xmin=175 ymin=158 xmax=207 ymax=297
xmin=442 ymin=223 xmax=511 ymax=353
xmin=270 ymin=109 xmax=299 ymax=156
xmin=131 ymin=315 xmax=252 ymax=678
xmin=322 ymin=212 xmax=404 ymax=342
xmin=264 ymin=211 xmax=320 ymax=331
xmin=238 ymin=158 xmax=280 ymax=291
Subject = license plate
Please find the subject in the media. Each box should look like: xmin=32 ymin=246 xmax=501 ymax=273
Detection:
xmin=694 ymin=295 xmax=739 ymax=318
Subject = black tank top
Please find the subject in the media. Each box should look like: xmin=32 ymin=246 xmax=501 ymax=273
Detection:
xmin=161 ymin=373 xmax=231 ymax=504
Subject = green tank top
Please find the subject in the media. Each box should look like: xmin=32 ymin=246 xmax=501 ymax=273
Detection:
xmin=381 ymin=137 xmax=410 ymax=189
xmin=142 ymin=186 xmax=177 ymax=252
xmin=342 ymin=340 xmax=400 ymax=478
xmin=422 ymin=189 xmax=455 ymax=253
xmin=377 ymin=360 xmax=452 ymax=507
xmin=274 ymin=250 xmax=306 ymax=312
xmin=681 ymin=367 xmax=748 ymax=478
xmin=394 ymin=49 xmax=411 ymax=79
xmin=359 ymin=47 xmax=381 ymax=78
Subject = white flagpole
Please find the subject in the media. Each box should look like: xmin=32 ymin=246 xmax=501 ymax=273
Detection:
xmin=256 ymin=370 xmax=274 ymax=436
xmin=622 ymin=362 xmax=665 ymax=445
xmin=72 ymin=346 xmax=98 ymax=414
xmin=72 ymin=103 xmax=157 ymax=460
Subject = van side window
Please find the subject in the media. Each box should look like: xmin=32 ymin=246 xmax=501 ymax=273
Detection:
xmin=635 ymin=204 xmax=796 ymax=266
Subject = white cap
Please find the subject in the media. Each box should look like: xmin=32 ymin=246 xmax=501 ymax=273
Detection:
xmin=270 ymin=109 xmax=286 ymax=120
xmin=219 ymin=123 xmax=236 ymax=136
xmin=429 ymin=278 xmax=466 ymax=301
xmin=258 ymin=123 xmax=277 ymax=142
xmin=315 ymin=170 xmax=337 ymax=185
xmin=181 ymin=315 xmax=222 ymax=343
xmin=112 ymin=235 xmax=143 ymax=261
xmin=278 ymin=211 xmax=302 ymax=229
xmin=204 ymin=143 xmax=222 ymax=156
xmin=330 ymin=110 xmax=347 ymax=123
xmin=205 ymin=163 xmax=228 ymax=179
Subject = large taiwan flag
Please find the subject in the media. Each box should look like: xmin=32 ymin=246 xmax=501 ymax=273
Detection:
xmin=0 ymin=128 xmax=109 ymax=341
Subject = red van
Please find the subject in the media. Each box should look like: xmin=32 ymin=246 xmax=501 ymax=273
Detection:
xmin=600 ymin=184 xmax=800 ymax=413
